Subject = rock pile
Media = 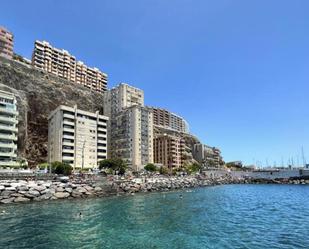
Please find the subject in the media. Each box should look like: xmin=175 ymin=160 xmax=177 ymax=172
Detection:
xmin=288 ymin=179 xmax=309 ymax=185
xmin=114 ymin=175 xmax=243 ymax=194
xmin=0 ymin=180 xmax=105 ymax=204
xmin=1 ymin=175 xmax=307 ymax=205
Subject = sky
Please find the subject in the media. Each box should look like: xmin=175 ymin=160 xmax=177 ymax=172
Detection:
xmin=1 ymin=0 xmax=309 ymax=166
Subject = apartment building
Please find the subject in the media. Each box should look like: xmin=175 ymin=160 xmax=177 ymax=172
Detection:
xmin=110 ymin=105 xmax=153 ymax=171
xmin=48 ymin=105 xmax=108 ymax=169
xmin=193 ymin=143 xmax=223 ymax=168
xmin=103 ymin=83 xmax=144 ymax=117
xmin=0 ymin=90 xmax=18 ymax=167
xmin=148 ymin=107 xmax=189 ymax=133
xmin=0 ymin=27 xmax=14 ymax=59
xmin=103 ymin=83 xmax=153 ymax=170
xmin=32 ymin=40 xmax=107 ymax=93
xmin=154 ymin=134 xmax=185 ymax=169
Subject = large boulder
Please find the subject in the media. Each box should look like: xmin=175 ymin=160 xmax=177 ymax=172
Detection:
xmin=27 ymin=190 xmax=40 ymax=197
xmin=0 ymin=190 xmax=14 ymax=197
xmin=14 ymin=197 xmax=30 ymax=203
xmin=53 ymin=192 xmax=70 ymax=199
xmin=0 ymin=197 xmax=15 ymax=204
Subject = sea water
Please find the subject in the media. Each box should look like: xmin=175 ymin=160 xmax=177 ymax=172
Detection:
xmin=0 ymin=184 xmax=308 ymax=249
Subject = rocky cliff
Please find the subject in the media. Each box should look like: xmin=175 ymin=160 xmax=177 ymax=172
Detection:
xmin=0 ymin=57 xmax=104 ymax=166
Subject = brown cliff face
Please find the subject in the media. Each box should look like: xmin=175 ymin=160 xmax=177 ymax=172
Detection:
xmin=0 ymin=57 xmax=104 ymax=166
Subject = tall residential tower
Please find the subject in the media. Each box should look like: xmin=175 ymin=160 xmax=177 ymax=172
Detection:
xmin=103 ymin=83 xmax=153 ymax=171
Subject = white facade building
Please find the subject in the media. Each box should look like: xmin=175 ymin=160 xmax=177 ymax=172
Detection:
xmin=0 ymin=90 xmax=18 ymax=167
xmin=48 ymin=105 xmax=108 ymax=169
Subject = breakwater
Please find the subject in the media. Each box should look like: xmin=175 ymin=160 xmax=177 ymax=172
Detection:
xmin=0 ymin=174 xmax=308 ymax=205
xmin=0 ymin=175 xmax=240 ymax=204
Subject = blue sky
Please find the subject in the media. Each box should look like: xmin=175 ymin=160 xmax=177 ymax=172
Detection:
xmin=1 ymin=0 xmax=309 ymax=166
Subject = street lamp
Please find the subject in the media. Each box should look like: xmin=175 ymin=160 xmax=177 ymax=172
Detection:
xmin=81 ymin=140 xmax=86 ymax=171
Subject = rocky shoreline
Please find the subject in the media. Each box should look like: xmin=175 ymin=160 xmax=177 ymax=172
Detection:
xmin=0 ymin=175 xmax=308 ymax=205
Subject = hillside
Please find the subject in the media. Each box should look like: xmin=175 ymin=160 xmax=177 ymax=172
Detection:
xmin=0 ymin=56 xmax=104 ymax=166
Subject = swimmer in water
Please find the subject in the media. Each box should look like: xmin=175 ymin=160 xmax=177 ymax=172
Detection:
xmin=79 ymin=212 xmax=83 ymax=218
xmin=179 ymin=194 xmax=183 ymax=199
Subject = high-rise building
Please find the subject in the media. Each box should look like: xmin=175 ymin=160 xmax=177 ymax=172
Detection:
xmin=111 ymin=105 xmax=153 ymax=171
xmin=32 ymin=40 xmax=108 ymax=93
xmin=0 ymin=27 xmax=14 ymax=59
xmin=0 ymin=90 xmax=18 ymax=167
xmin=148 ymin=107 xmax=189 ymax=133
xmin=103 ymin=83 xmax=144 ymax=117
xmin=103 ymin=83 xmax=153 ymax=170
xmin=154 ymin=134 xmax=185 ymax=169
xmin=48 ymin=105 xmax=108 ymax=169
xmin=193 ymin=143 xmax=223 ymax=168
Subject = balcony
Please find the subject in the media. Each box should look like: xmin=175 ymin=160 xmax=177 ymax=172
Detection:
xmin=62 ymin=156 xmax=74 ymax=161
xmin=0 ymin=142 xmax=17 ymax=149
xmin=63 ymin=134 xmax=75 ymax=140
xmin=97 ymin=151 xmax=107 ymax=156
xmin=97 ymin=146 xmax=107 ymax=151
xmin=0 ymin=134 xmax=17 ymax=141
xmin=63 ymin=113 xmax=75 ymax=120
xmin=0 ymin=124 xmax=17 ymax=132
xmin=62 ymin=148 xmax=74 ymax=154
xmin=0 ymin=116 xmax=18 ymax=124
xmin=0 ymin=107 xmax=18 ymax=115
xmin=98 ymin=126 xmax=107 ymax=132
xmin=0 ymin=151 xmax=16 ymax=157
xmin=63 ymin=119 xmax=75 ymax=126
xmin=62 ymin=140 xmax=74 ymax=147
xmin=97 ymin=133 xmax=107 ymax=138
xmin=63 ymin=127 xmax=75 ymax=133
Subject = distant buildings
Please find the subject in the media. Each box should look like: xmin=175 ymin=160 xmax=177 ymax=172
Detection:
xmin=48 ymin=105 xmax=108 ymax=169
xmin=0 ymin=27 xmax=14 ymax=59
xmin=32 ymin=40 xmax=108 ymax=93
xmin=148 ymin=107 xmax=189 ymax=133
xmin=193 ymin=143 xmax=223 ymax=168
xmin=154 ymin=134 xmax=185 ymax=169
xmin=0 ymin=90 xmax=18 ymax=167
xmin=104 ymin=83 xmax=153 ymax=171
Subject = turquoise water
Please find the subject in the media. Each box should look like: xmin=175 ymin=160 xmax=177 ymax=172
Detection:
xmin=0 ymin=185 xmax=308 ymax=249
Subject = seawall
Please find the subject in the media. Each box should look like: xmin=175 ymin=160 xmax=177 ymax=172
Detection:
xmin=0 ymin=175 xmax=308 ymax=205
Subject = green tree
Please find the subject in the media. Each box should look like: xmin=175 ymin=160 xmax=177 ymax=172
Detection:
xmin=38 ymin=162 xmax=49 ymax=170
xmin=144 ymin=163 xmax=157 ymax=172
xmin=159 ymin=166 xmax=169 ymax=175
xmin=98 ymin=159 xmax=127 ymax=175
xmin=51 ymin=161 xmax=73 ymax=176
xmin=185 ymin=163 xmax=201 ymax=174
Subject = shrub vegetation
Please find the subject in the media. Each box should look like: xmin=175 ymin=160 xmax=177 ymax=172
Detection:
xmin=99 ymin=158 xmax=127 ymax=175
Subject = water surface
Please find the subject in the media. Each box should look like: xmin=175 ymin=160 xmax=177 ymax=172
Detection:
xmin=0 ymin=184 xmax=308 ymax=249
